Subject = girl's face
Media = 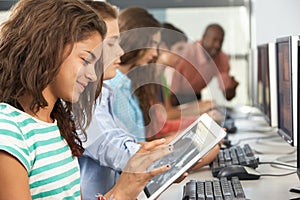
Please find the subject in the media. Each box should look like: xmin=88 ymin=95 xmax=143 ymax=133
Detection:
xmin=49 ymin=31 xmax=102 ymax=102
xmin=135 ymin=31 xmax=161 ymax=66
xmin=103 ymin=18 xmax=124 ymax=80
xmin=158 ymin=40 xmax=186 ymax=67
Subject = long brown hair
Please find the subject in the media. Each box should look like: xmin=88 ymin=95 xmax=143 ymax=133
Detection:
xmin=84 ymin=1 xmax=118 ymax=20
xmin=0 ymin=0 xmax=107 ymax=156
xmin=119 ymin=7 xmax=161 ymax=66
xmin=118 ymin=7 xmax=161 ymax=136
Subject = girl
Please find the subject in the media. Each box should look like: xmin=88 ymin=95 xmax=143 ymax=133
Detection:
xmin=0 ymin=1 xmax=170 ymax=199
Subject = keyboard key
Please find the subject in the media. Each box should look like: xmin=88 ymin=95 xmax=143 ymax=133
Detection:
xmin=196 ymin=181 xmax=205 ymax=200
xmin=182 ymin=180 xmax=197 ymax=200
xmin=210 ymin=144 xmax=259 ymax=177
xmin=183 ymin=177 xmax=246 ymax=200
xmin=220 ymin=177 xmax=234 ymax=199
xmin=205 ymin=181 xmax=214 ymax=200
xmin=232 ymin=176 xmax=246 ymax=198
xmin=224 ymin=149 xmax=232 ymax=161
xmin=244 ymin=144 xmax=255 ymax=157
xmin=212 ymin=179 xmax=223 ymax=200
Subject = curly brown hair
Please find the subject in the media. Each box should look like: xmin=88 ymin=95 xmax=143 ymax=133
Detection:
xmin=0 ymin=0 xmax=107 ymax=156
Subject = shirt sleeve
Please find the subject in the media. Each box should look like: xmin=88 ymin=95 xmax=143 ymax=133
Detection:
xmin=0 ymin=118 xmax=31 ymax=172
xmin=215 ymin=52 xmax=238 ymax=90
xmin=83 ymin=98 xmax=141 ymax=171
xmin=215 ymin=51 xmax=230 ymax=74
xmin=171 ymin=42 xmax=214 ymax=93
xmin=112 ymin=86 xmax=146 ymax=141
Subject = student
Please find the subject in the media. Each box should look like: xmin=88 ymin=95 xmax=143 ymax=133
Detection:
xmin=0 ymin=1 xmax=170 ymax=199
xmin=105 ymin=7 xmax=187 ymax=141
xmin=170 ymin=23 xmax=239 ymax=105
xmin=79 ymin=6 xmax=221 ymax=199
xmin=157 ymin=23 xmax=221 ymax=169
xmin=158 ymin=22 xmax=216 ymax=120
xmin=105 ymin=6 xmax=162 ymax=141
xmin=79 ymin=1 xmax=142 ymax=198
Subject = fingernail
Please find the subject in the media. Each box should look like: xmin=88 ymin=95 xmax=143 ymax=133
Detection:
xmin=168 ymin=144 xmax=173 ymax=152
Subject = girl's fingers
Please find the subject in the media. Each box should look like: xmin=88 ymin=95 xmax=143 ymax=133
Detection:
xmin=140 ymin=138 xmax=167 ymax=152
xmin=148 ymin=164 xmax=171 ymax=177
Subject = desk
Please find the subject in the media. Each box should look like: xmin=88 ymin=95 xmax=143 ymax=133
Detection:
xmin=156 ymin=116 xmax=300 ymax=200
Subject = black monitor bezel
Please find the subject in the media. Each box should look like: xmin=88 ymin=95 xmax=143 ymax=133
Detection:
xmin=275 ymin=35 xmax=299 ymax=182
xmin=276 ymin=36 xmax=295 ymax=146
xmin=257 ymin=43 xmax=271 ymax=124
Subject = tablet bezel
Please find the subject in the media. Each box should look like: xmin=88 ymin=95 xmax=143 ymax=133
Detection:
xmin=142 ymin=113 xmax=226 ymax=200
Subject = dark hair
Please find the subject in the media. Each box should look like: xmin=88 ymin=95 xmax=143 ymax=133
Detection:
xmin=118 ymin=7 xmax=162 ymax=136
xmin=161 ymin=22 xmax=187 ymax=49
xmin=0 ymin=0 xmax=107 ymax=156
xmin=118 ymin=6 xmax=161 ymax=66
xmin=84 ymin=1 xmax=118 ymax=20
xmin=203 ymin=23 xmax=225 ymax=37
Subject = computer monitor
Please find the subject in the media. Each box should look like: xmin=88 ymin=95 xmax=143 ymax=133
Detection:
xmin=257 ymin=43 xmax=278 ymax=127
xmin=275 ymin=35 xmax=299 ymax=147
xmin=248 ymin=48 xmax=258 ymax=106
xmin=275 ymin=36 xmax=300 ymax=195
xmin=256 ymin=45 xmax=265 ymax=114
xmin=267 ymin=43 xmax=278 ymax=128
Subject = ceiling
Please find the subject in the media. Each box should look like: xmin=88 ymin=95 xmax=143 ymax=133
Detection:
xmin=107 ymin=0 xmax=248 ymax=9
xmin=0 ymin=0 xmax=249 ymax=11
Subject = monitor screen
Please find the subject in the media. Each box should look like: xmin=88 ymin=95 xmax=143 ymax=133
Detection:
xmin=275 ymin=36 xmax=299 ymax=147
xmin=248 ymin=49 xmax=258 ymax=106
xmin=257 ymin=45 xmax=265 ymax=113
xmin=257 ymin=43 xmax=278 ymax=127
xmin=263 ymin=45 xmax=271 ymax=124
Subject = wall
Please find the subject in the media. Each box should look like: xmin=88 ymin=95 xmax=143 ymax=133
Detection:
xmin=0 ymin=11 xmax=9 ymax=23
xmin=150 ymin=6 xmax=250 ymax=106
xmin=252 ymin=0 xmax=300 ymax=46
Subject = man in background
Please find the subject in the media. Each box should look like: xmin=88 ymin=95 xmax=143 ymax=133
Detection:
xmin=170 ymin=23 xmax=239 ymax=106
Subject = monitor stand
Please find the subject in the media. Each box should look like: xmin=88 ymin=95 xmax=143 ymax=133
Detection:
xmin=290 ymin=187 xmax=300 ymax=194
xmin=289 ymin=187 xmax=300 ymax=200
xmin=230 ymin=104 xmax=263 ymax=119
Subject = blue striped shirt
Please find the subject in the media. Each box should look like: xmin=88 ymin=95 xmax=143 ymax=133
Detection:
xmin=105 ymin=69 xmax=146 ymax=141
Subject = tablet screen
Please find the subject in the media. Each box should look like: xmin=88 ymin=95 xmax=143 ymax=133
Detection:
xmin=144 ymin=119 xmax=217 ymax=198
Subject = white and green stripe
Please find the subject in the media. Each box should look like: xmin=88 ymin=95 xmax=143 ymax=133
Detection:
xmin=0 ymin=103 xmax=81 ymax=199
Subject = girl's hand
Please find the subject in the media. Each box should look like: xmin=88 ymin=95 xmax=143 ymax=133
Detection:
xmin=106 ymin=138 xmax=172 ymax=200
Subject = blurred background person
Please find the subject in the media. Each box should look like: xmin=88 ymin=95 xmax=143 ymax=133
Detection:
xmin=106 ymin=6 xmax=162 ymax=141
xmin=170 ymin=23 xmax=239 ymax=106
xmin=157 ymin=22 xmax=217 ymax=121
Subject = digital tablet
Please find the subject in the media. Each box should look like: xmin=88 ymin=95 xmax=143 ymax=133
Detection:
xmin=142 ymin=113 xmax=226 ymax=200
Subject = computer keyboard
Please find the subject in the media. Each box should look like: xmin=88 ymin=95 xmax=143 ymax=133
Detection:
xmin=182 ymin=176 xmax=246 ymax=200
xmin=211 ymin=144 xmax=259 ymax=177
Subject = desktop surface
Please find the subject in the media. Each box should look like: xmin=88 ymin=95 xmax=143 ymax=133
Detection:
xmin=153 ymin=114 xmax=299 ymax=200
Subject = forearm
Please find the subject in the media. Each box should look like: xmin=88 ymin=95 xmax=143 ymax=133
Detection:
xmin=96 ymin=136 xmax=140 ymax=170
